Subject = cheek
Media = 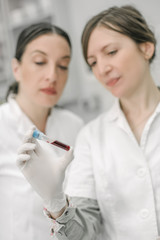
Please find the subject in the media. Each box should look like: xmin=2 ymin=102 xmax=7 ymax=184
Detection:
xmin=20 ymin=66 xmax=35 ymax=81
xmin=119 ymin=50 xmax=144 ymax=76
xmin=92 ymin=68 xmax=100 ymax=82
xmin=19 ymin=73 xmax=40 ymax=96
xmin=58 ymin=72 xmax=68 ymax=88
xmin=21 ymin=66 xmax=42 ymax=85
xmin=129 ymin=58 xmax=145 ymax=79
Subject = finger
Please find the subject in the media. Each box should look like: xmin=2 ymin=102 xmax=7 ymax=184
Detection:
xmin=60 ymin=147 xmax=74 ymax=170
xmin=34 ymin=140 xmax=42 ymax=156
xmin=16 ymin=154 xmax=30 ymax=169
xmin=17 ymin=143 xmax=36 ymax=154
xmin=23 ymin=126 xmax=37 ymax=143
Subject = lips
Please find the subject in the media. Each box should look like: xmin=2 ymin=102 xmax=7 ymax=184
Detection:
xmin=40 ymin=88 xmax=57 ymax=95
xmin=106 ymin=77 xmax=120 ymax=87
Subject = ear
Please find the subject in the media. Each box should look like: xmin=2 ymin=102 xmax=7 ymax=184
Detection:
xmin=12 ymin=58 xmax=22 ymax=82
xmin=139 ymin=42 xmax=155 ymax=61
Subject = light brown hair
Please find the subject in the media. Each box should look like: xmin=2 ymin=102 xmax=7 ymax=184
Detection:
xmin=81 ymin=5 xmax=156 ymax=65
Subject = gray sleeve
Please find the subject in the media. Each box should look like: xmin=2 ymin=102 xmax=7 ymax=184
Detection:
xmin=48 ymin=197 xmax=102 ymax=240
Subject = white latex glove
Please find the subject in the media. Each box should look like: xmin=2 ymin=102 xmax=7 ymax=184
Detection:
xmin=17 ymin=126 xmax=74 ymax=213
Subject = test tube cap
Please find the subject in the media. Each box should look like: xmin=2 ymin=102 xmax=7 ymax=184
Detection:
xmin=32 ymin=129 xmax=40 ymax=139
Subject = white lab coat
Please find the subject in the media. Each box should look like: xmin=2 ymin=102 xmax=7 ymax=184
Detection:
xmin=0 ymin=95 xmax=83 ymax=240
xmin=66 ymin=99 xmax=160 ymax=240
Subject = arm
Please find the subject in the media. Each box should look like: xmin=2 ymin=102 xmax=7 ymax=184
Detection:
xmin=48 ymin=125 xmax=102 ymax=239
xmin=17 ymin=126 xmax=101 ymax=239
xmin=46 ymin=197 xmax=102 ymax=240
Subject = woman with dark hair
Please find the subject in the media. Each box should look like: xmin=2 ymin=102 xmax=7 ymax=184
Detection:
xmin=17 ymin=5 xmax=160 ymax=240
xmin=0 ymin=22 xmax=83 ymax=240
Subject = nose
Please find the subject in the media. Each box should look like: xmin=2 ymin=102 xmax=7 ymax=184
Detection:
xmin=45 ymin=64 xmax=57 ymax=83
xmin=97 ymin=58 xmax=112 ymax=78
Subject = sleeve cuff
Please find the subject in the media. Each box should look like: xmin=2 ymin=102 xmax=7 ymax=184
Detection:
xmin=43 ymin=196 xmax=76 ymax=237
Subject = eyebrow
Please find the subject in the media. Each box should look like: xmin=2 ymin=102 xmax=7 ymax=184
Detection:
xmin=31 ymin=50 xmax=47 ymax=56
xmin=31 ymin=50 xmax=71 ymax=59
xmin=61 ymin=56 xmax=71 ymax=60
xmin=87 ymin=43 xmax=112 ymax=60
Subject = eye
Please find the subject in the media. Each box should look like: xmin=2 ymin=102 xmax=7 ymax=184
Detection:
xmin=58 ymin=65 xmax=68 ymax=70
xmin=108 ymin=50 xmax=117 ymax=55
xmin=35 ymin=62 xmax=45 ymax=65
xmin=89 ymin=61 xmax=96 ymax=68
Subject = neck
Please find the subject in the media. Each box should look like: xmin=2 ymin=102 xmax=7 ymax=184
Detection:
xmin=119 ymin=80 xmax=160 ymax=143
xmin=16 ymin=95 xmax=50 ymax=133
xmin=120 ymin=79 xmax=160 ymax=117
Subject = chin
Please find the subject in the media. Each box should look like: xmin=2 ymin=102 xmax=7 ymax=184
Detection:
xmin=109 ymin=85 xmax=128 ymax=99
xmin=36 ymin=100 xmax=57 ymax=108
xmin=109 ymin=89 xmax=122 ymax=98
xmin=45 ymin=102 xmax=57 ymax=108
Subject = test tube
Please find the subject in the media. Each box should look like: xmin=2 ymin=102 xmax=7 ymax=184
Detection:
xmin=32 ymin=129 xmax=70 ymax=151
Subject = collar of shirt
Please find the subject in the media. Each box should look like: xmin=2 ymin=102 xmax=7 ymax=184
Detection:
xmin=107 ymin=98 xmax=160 ymax=122
xmin=8 ymin=94 xmax=37 ymax=138
xmin=106 ymin=98 xmax=160 ymax=147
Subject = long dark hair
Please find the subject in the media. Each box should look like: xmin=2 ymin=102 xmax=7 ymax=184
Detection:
xmin=6 ymin=22 xmax=72 ymax=100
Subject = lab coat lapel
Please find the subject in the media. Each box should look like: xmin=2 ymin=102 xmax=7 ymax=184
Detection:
xmin=107 ymin=99 xmax=139 ymax=146
xmin=8 ymin=96 xmax=35 ymax=138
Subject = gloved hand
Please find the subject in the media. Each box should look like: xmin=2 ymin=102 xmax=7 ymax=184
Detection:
xmin=17 ymin=126 xmax=74 ymax=213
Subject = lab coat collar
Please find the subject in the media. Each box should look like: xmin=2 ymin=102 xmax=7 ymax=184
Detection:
xmin=106 ymin=98 xmax=160 ymax=122
xmin=8 ymin=94 xmax=35 ymax=137
xmin=106 ymin=98 xmax=123 ymax=122
xmin=106 ymin=97 xmax=160 ymax=146
xmin=106 ymin=99 xmax=132 ymax=136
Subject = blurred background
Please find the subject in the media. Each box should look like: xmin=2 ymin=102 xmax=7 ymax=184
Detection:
xmin=0 ymin=0 xmax=160 ymax=122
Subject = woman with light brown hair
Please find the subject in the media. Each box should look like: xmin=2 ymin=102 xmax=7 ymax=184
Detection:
xmin=17 ymin=5 xmax=160 ymax=240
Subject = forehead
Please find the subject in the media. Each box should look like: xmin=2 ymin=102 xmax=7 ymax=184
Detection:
xmin=87 ymin=26 xmax=132 ymax=56
xmin=25 ymin=34 xmax=70 ymax=55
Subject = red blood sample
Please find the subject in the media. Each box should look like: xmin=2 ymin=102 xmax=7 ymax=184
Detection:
xmin=51 ymin=140 xmax=70 ymax=151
